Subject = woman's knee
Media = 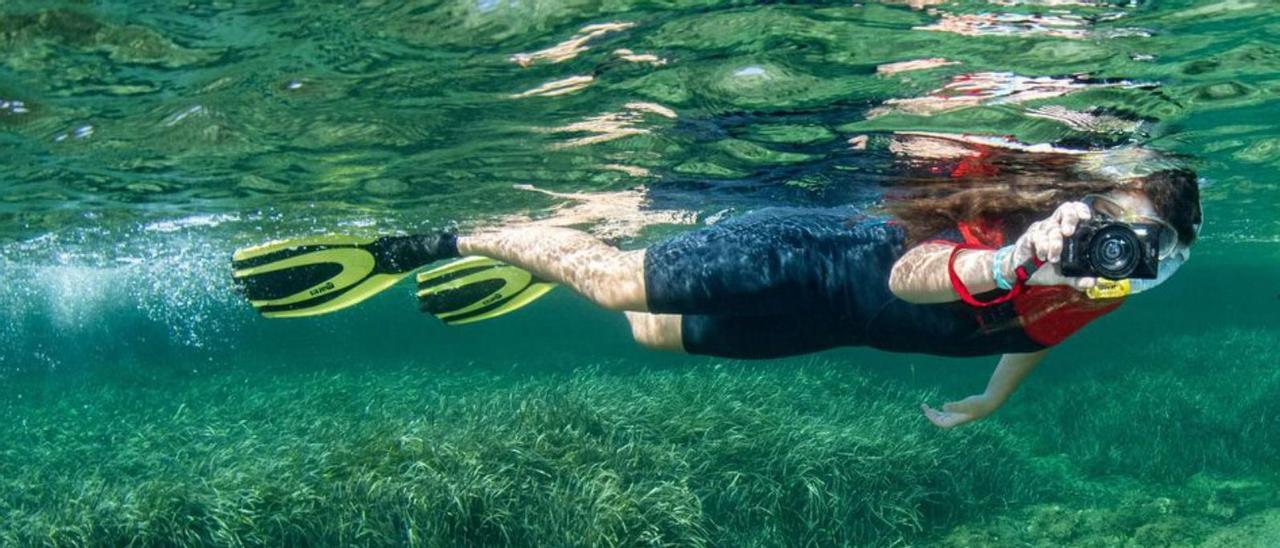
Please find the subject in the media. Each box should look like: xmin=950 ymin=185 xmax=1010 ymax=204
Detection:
xmin=459 ymin=229 xmax=649 ymax=311
xmin=625 ymin=312 xmax=684 ymax=352
xmin=584 ymin=250 xmax=649 ymax=311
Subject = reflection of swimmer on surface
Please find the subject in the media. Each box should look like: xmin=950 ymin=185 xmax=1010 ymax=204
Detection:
xmin=495 ymin=184 xmax=698 ymax=241
xmin=233 ymin=137 xmax=1202 ymax=429
xmin=868 ymin=72 xmax=1152 ymax=119
xmin=921 ymin=7 xmax=1151 ymax=39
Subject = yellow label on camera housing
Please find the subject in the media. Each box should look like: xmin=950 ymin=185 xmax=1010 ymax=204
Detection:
xmin=1086 ymin=278 xmax=1131 ymax=300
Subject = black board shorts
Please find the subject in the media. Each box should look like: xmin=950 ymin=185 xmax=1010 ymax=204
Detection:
xmin=641 ymin=209 xmax=1043 ymax=359
xmin=642 ymin=210 xmax=904 ymax=359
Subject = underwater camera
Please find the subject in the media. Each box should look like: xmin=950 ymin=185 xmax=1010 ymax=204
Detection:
xmin=1061 ymin=219 xmax=1161 ymax=280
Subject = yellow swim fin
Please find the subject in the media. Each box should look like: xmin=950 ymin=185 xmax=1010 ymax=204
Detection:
xmin=232 ymin=234 xmax=456 ymax=318
xmin=416 ymin=256 xmax=556 ymax=325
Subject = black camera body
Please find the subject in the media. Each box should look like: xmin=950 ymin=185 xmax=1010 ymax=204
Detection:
xmin=1061 ymin=219 xmax=1162 ymax=280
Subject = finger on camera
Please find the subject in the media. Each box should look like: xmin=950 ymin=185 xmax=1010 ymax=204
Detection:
xmin=1061 ymin=204 xmax=1088 ymax=236
xmin=1045 ymin=237 xmax=1063 ymax=263
xmin=1034 ymin=236 xmax=1050 ymax=261
xmin=1034 ymin=229 xmax=1057 ymax=261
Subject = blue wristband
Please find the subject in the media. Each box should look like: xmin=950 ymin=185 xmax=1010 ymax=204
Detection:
xmin=993 ymin=246 xmax=1015 ymax=291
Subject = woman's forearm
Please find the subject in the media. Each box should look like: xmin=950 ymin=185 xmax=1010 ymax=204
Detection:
xmin=894 ymin=202 xmax=1103 ymax=304
xmin=889 ymin=243 xmax=999 ymax=303
xmin=983 ymin=351 xmax=1046 ymax=405
xmin=922 ymin=350 xmax=1047 ymax=428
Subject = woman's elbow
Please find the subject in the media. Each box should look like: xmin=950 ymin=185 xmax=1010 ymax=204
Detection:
xmin=888 ymin=262 xmax=927 ymax=303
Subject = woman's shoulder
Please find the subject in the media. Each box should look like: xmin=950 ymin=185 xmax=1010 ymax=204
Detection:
xmin=923 ymin=218 xmax=1013 ymax=248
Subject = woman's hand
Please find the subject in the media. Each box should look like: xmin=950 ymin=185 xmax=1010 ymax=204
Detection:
xmin=921 ymin=395 xmax=995 ymax=429
xmin=1003 ymin=201 xmax=1097 ymax=291
xmin=922 ymin=351 xmax=1046 ymax=429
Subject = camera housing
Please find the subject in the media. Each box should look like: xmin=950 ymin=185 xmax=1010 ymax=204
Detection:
xmin=1061 ymin=219 xmax=1162 ymax=280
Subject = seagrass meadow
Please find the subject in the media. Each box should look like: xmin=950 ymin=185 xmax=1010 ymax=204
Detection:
xmin=2 ymin=0 xmax=1279 ymax=545
xmin=2 ymin=286 xmax=1279 ymax=546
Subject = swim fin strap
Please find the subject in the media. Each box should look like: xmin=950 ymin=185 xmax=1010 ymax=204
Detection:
xmin=232 ymin=234 xmax=450 ymax=318
xmin=416 ymin=256 xmax=556 ymax=325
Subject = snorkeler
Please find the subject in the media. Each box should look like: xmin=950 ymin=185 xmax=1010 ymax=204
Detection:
xmin=231 ymin=155 xmax=1201 ymax=429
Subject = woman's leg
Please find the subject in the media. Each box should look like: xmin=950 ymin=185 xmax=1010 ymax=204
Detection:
xmin=460 ymin=212 xmax=870 ymax=317
xmin=624 ymin=309 xmax=852 ymax=359
xmin=460 ymin=227 xmax=686 ymax=350
xmin=458 ymin=227 xmax=649 ymax=311
xmin=625 ymin=312 xmax=685 ymax=352
xmin=457 ymin=216 xmax=865 ymax=359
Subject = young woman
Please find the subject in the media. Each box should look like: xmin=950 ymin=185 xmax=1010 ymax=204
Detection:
xmin=421 ymin=165 xmax=1199 ymax=428
xmin=234 ymin=147 xmax=1201 ymax=429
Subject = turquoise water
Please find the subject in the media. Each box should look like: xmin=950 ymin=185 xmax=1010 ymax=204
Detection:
xmin=2 ymin=0 xmax=1279 ymax=545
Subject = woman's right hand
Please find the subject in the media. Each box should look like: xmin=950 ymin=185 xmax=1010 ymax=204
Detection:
xmin=1003 ymin=201 xmax=1097 ymax=291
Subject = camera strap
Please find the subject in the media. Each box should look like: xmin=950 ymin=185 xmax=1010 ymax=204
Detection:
xmin=947 ymin=243 xmax=1043 ymax=308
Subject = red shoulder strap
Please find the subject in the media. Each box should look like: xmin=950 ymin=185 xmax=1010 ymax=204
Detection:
xmin=957 ymin=219 xmax=1007 ymax=248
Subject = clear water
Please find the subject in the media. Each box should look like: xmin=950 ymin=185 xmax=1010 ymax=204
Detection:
xmin=1 ymin=0 xmax=1278 ymax=545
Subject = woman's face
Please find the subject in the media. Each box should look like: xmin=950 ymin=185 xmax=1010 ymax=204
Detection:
xmin=1095 ymin=188 xmax=1190 ymax=254
xmin=1093 ymin=188 xmax=1189 ymax=294
xmin=1101 ymin=189 xmax=1158 ymax=219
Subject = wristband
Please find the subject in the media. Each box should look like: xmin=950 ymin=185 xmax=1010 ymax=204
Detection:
xmin=949 ymin=244 xmax=1043 ymax=308
xmin=992 ymin=246 xmax=1015 ymax=291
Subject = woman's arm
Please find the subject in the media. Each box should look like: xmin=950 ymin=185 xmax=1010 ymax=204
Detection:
xmin=888 ymin=243 xmax=998 ymax=304
xmin=889 ymin=201 xmax=1097 ymax=303
xmin=921 ymin=349 xmax=1048 ymax=428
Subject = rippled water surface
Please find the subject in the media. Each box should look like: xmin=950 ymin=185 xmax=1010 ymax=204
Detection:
xmin=3 ymin=0 xmax=1277 ymax=250
xmin=1 ymin=0 xmax=1278 ymax=545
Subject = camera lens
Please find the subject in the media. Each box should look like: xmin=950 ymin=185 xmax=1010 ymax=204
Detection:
xmin=1088 ymin=225 xmax=1140 ymax=279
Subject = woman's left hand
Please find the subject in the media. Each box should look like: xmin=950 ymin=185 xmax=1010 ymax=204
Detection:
xmin=921 ymin=395 xmax=994 ymax=429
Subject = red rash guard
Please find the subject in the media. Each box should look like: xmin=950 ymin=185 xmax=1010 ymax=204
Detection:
xmin=948 ymin=220 xmax=1124 ymax=346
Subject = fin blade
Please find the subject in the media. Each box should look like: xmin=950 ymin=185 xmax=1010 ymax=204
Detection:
xmin=232 ymin=235 xmax=374 ymax=263
xmin=416 ymin=256 xmax=556 ymax=325
xmin=259 ymin=273 xmax=409 ymax=318
xmin=414 ymin=256 xmax=509 ymax=286
xmin=442 ymin=282 xmax=556 ymax=325
xmin=231 ymin=235 xmax=417 ymax=318
xmin=236 ymin=248 xmax=377 ymax=308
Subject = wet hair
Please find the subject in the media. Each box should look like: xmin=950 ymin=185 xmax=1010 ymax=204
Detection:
xmin=1140 ymin=168 xmax=1202 ymax=246
xmin=886 ymin=179 xmax=1113 ymax=246
xmin=886 ymin=166 xmax=1202 ymax=247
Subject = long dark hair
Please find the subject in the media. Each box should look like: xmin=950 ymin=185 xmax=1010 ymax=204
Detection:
xmin=1142 ymin=168 xmax=1202 ymax=246
xmin=883 ymin=148 xmax=1201 ymax=246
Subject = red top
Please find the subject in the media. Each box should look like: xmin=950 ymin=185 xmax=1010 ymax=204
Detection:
xmin=951 ymin=220 xmax=1124 ymax=346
